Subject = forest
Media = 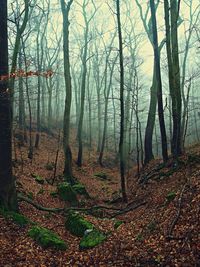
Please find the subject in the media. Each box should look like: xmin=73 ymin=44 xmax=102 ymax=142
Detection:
xmin=0 ymin=0 xmax=200 ymax=266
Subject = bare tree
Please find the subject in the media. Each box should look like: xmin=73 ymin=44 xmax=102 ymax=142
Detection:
xmin=60 ymin=0 xmax=75 ymax=184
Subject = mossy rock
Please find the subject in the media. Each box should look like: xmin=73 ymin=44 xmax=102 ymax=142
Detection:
xmin=57 ymin=182 xmax=78 ymax=205
xmin=94 ymin=172 xmax=107 ymax=180
xmin=72 ymin=183 xmax=90 ymax=198
xmin=35 ymin=175 xmax=45 ymax=185
xmin=0 ymin=209 xmax=29 ymax=227
xmin=79 ymin=230 xmax=107 ymax=249
xmin=28 ymin=226 xmax=67 ymax=250
xmin=114 ymin=220 xmax=123 ymax=229
xmin=65 ymin=212 xmax=94 ymax=237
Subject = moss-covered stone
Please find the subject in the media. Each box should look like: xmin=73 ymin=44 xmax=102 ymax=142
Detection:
xmin=65 ymin=212 xmax=94 ymax=237
xmin=72 ymin=183 xmax=90 ymax=198
xmin=94 ymin=172 xmax=107 ymax=180
xmin=79 ymin=230 xmax=106 ymax=249
xmin=0 ymin=209 xmax=29 ymax=226
xmin=28 ymin=226 xmax=67 ymax=250
xmin=57 ymin=182 xmax=78 ymax=205
xmin=114 ymin=220 xmax=123 ymax=229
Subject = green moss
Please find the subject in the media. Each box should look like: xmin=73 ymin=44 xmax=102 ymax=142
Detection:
xmin=50 ymin=191 xmax=58 ymax=198
xmin=94 ymin=172 xmax=107 ymax=180
xmin=0 ymin=209 xmax=29 ymax=226
xmin=135 ymin=233 xmax=144 ymax=241
xmin=37 ymin=188 xmax=45 ymax=195
xmin=45 ymin=162 xmax=54 ymax=171
xmin=114 ymin=220 xmax=123 ymax=229
xmin=166 ymin=191 xmax=176 ymax=203
xmin=79 ymin=230 xmax=106 ymax=249
xmin=72 ymin=183 xmax=90 ymax=197
xmin=65 ymin=212 xmax=94 ymax=237
xmin=35 ymin=175 xmax=45 ymax=185
xmin=27 ymin=191 xmax=34 ymax=200
xmin=147 ymin=221 xmax=157 ymax=232
xmin=28 ymin=226 xmax=67 ymax=250
xmin=57 ymin=182 xmax=78 ymax=205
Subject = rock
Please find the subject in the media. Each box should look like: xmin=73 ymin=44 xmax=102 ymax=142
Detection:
xmin=72 ymin=183 xmax=90 ymax=198
xmin=57 ymin=182 xmax=78 ymax=205
xmin=65 ymin=211 xmax=94 ymax=237
xmin=79 ymin=230 xmax=106 ymax=249
xmin=0 ymin=209 xmax=30 ymax=227
xmin=28 ymin=226 xmax=67 ymax=250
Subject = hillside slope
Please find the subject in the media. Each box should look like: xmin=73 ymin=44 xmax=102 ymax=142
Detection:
xmin=0 ymin=133 xmax=200 ymax=266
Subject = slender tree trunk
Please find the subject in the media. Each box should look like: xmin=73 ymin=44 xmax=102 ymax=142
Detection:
xmin=150 ymin=0 xmax=168 ymax=162
xmin=99 ymin=56 xmax=117 ymax=166
xmin=144 ymin=65 xmax=157 ymax=164
xmin=116 ymin=0 xmax=127 ymax=202
xmin=18 ymin=49 xmax=27 ymax=144
xmin=76 ymin=17 xmax=89 ymax=167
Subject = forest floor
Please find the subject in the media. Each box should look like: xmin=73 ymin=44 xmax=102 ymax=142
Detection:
xmin=0 ymin=130 xmax=200 ymax=266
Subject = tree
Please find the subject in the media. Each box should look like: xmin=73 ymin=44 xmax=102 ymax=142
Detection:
xmin=164 ymin=0 xmax=182 ymax=158
xmin=116 ymin=0 xmax=127 ymax=202
xmin=0 ymin=0 xmax=18 ymax=211
xmin=60 ymin=0 xmax=75 ymax=184
xmin=10 ymin=0 xmax=29 ymax=104
xmin=150 ymin=0 xmax=168 ymax=162
xmin=76 ymin=0 xmax=97 ymax=167
xmin=135 ymin=0 xmax=166 ymax=164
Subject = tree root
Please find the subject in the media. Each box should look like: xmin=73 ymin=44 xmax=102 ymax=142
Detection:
xmin=18 ymin=194 xmax=146 ymax=218
xmin=139 ymin=162 xmax=180 ymax=184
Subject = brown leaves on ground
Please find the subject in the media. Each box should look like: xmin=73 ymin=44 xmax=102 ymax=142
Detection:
xmin=1 ymin=132 xmax=200 ymax=266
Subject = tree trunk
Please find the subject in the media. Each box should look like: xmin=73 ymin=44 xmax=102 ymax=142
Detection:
xmin=60 ymin=0 xmax=75 ymax=184
xmin=150 ymin=0 xmax=168 ymax=162
xmin=0 ymin=0 xmax=18 ymax=211
xmin=116 ymin=0 xmax=127 ymax=202
xmin=164 ymin=0 xmax=182 ymax=158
